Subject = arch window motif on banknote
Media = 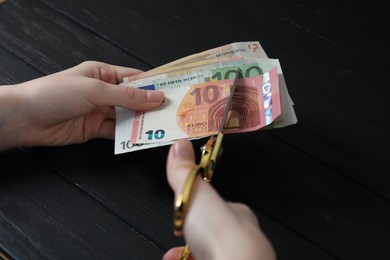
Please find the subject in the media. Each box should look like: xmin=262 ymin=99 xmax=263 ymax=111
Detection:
xmin=177 ymin=83 xmax=232 ymax=136
xmin=207 ymin=84 xmax=261 ymax=131
xmin=174 ymin=66 xmax=280 ymax=138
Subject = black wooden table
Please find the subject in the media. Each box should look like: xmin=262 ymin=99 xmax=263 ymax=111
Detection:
xmin=1 ymin=1 xmax=389 ymax=259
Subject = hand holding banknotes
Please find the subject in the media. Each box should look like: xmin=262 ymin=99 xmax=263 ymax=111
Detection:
xmin=0 ymin=61 xmax=164 ymax=151
xmin=163 ymin=139 xmax=276 ymax=260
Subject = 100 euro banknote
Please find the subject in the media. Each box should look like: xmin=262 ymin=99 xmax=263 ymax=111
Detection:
xmin=128 ymin=66 xmax=280 ymax=146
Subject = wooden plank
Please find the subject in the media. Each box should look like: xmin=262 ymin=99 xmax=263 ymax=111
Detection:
xmin=0 ymin=25 xmax=169 ymax=257
xmin=239 ymin=0 xmax=390 ymax=70
xmin=122 ymin=0 xmax=389 ymax=127
xmin=0 ymin=0 xmax=150 ymax=75
xmin=213 ymin=133 xmax=390 ymax=259
xmin=0 ymin=2 xmax=330 ymax=258
xmin=24 ymin=140 xmax=335 ymax=259
xmin=38 ymin=0 xmax=210 ymax=66
xmin=35 ymin=1 xmax=389 ymax=137
xmin=36 ymin=0 xmax=390 ymax=203
xmin=0 ymin=47 xmax=43 ymax=84
xmin=220 ymin=191 xmax=336 ymax=260
xmin=1 ymin=0 xmax=389 ymax=259
xmin=24 ymin=141 xmax=183 ymax=250
xmin=26 ymin=136 xmax=390 ymax=259
xmin=0 ymin=149 xmax=163 ymax=259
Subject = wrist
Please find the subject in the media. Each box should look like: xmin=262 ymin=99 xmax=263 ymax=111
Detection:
xmin=213 ymin=227 xmax=276 ymax=260
xmin=0 ymin=84 xmax=29 ymax=151
xmin=183 ymin=180 xmax=276 ymax=260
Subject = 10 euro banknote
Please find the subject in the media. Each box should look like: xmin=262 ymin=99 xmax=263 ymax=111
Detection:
xmin=130 ymin=66 xmax=280 ymax=145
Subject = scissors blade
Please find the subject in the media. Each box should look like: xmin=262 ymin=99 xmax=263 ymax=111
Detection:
xmin=218 ymin=68 xmax=240 ymax=133
xmin=202 ymin=68 xmax=240 ymax=181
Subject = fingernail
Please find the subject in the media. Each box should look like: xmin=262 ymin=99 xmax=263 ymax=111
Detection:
xmin=147 ymin=90 xmax=164 ymax=102
xmin=173 ymin=140 xmax=192 ymax=159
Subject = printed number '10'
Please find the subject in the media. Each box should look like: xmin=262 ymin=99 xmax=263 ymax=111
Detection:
xmin=120 ymin=140 xmax=132 ymax=150
xmin=190 ymin=85 xmax=219 ymax=106
xmin=145 ymin=129 xmax=165 ymax=140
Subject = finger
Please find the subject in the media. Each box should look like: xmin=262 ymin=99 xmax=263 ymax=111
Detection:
xmin=73 ymin=61 xmax=144 ymax=84
xmin=61 ymin=61 xmax=163 ymax=111
xmin=162 ymin=247 xmax=194 ymax=260
xmin=94 ymin=119 xmax=115 ymax=140
xmin=166 ymin=139 xmax=196 ymax=195
xmin=95 ymin=82 xmax=165 ymax=111
xmin=96 ymin=63 xmax=144 ymax=84
xmin=166 ymin=139 xmax=227 ymax=238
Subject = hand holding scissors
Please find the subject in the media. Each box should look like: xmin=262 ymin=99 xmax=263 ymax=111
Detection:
xmin=164 ymin=70 xmax=276 ymax=260
xmin=173 ymin=69 xmax=240 ymax=236
xmin=164 ymin=143 xmax=275 ymax=260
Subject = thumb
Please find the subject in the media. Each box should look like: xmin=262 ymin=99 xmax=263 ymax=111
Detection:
xmin=166 ymin=139 xmax=197 ymax=195
xmin=96 ymin=82 xmax=165 ymax=111
xmin=166 ymin=140 xmax=233 ymax=254
xmin=166 ymin=140 xmax=276 ymax=260
xmin=166 ymin=139 xmax=231 ymax=227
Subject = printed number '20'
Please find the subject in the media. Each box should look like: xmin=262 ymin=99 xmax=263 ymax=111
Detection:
xmin=190 ymin=85 xmax=219 ymax=106
xmin=145 ymin=129 xmax=165 ymax=140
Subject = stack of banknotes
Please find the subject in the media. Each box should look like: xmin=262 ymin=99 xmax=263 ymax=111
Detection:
xmin=114 ymin=41 xmax=297 ymax=154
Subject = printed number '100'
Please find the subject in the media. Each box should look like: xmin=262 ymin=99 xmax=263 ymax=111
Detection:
xmin=211 ymin=65 xmax=263 ymax=80
xmin=145 ymin=129 xmax=165 ymax=140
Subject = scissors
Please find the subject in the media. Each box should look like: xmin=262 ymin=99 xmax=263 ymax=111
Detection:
xmin=173 ymin=68 xmax=240 ymax=259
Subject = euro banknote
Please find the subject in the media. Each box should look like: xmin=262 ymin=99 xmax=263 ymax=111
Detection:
xmin=122 ymin=55 xmax=296 ymax=129
xmin=129 ymin=66 xmax=280 ymax=145
xmin=122 ymin=41 xmax=267 ymax=83
xmin=114 ymin=42 xmax=297 ymax=154
xmin=115 ymin=64 xmax=283 ymax=153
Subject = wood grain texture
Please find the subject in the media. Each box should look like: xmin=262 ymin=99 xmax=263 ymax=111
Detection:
xmin=0 ymin=47 xmax=42 ymax=84
xmin=0 ymin=149 xmax=163 ymax=259
xmin=0 ymin=0 xmax=389 ymax=259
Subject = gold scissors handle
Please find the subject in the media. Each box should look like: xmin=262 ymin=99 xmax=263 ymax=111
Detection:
xmin=174 ymin=135 xmax=224 ymax=259
xmin=173 ymin=132 xmax=223 ymax=232
xmin=173 ymin=69 xmax=239 ymax=259
xmin=174 ymin=164 xmax=203 ymax=232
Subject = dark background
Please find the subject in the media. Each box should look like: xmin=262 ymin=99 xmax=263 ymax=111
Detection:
xmin=1 ymin=1 xmax=389 ymax=259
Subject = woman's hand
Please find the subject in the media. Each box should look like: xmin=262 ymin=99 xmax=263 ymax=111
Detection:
xmin=164 ymin=139 xmax=276 ymax=260
xmin=0 ymin=61 xmax=164 ymax=150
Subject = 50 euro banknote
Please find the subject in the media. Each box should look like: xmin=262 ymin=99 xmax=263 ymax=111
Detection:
xmin=114 ymin=66 xmax=280 ymax=153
